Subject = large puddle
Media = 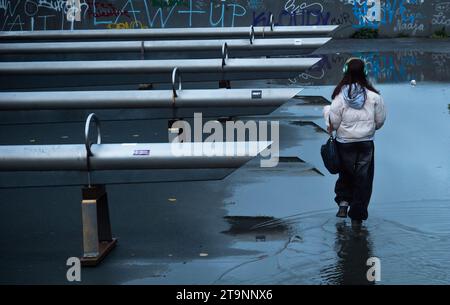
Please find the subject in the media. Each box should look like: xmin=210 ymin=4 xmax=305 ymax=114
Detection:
xmin=0 ymin=47 xmax=449 ymax=284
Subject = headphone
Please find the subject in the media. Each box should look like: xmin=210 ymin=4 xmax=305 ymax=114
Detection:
xmin=343 ymin=57 xmax=369 ymax=76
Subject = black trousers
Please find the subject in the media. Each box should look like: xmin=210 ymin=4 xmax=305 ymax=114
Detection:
xmin=334 ymin=141 xmax=375 ymax=221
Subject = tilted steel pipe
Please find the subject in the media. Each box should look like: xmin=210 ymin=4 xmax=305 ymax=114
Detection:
xmin=0 ymin=38 xmax=331 ymax=54
xmin=0 ymin=142 xmax=272 ymax=171
xmin=0 ymin=25 xmax=338 ymax=41
xmin=0 ymin=58 xmax=321 ymax=75
xmin=0 ymin=112 xmax=272 ymax=171
xmin=0 ymin=88 xmax=302 ymax=110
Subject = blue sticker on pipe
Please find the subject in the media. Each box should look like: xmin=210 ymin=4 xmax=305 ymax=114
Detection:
xmin=133 ymin=150 xmax=150 ymax=156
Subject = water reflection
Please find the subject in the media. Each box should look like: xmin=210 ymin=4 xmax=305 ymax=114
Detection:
xmin=222 ymin=216 xmax=290 ymax=242
xmin=321 ymin=222 xmax=374 ymax=285
xmin=284 ymin=51 xmax=450 ymax=86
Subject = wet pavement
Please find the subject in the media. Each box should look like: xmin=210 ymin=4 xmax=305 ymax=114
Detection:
xmin=0 ymin=39 xmax=450 ymax=284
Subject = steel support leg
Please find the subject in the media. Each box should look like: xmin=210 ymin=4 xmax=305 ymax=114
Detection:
xmin=80 ymin=184 xmax=117 ymax=267
xmin=219 ymin=80 xmax=231 ymax=89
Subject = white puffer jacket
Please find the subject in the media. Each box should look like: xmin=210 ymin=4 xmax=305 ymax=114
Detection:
xmin=323 ymin=89 xmax=386 ymax=143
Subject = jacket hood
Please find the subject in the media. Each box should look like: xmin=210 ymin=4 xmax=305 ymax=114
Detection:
xmin=342 ymin=84 xmax=366 ymax=109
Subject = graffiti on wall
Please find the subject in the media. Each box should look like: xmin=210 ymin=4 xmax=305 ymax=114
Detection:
xmin=0 ymin=0 xmax=249 ymax=30
xmin=341 ymin=0 xmax=426 ymax=35
xmin=86 ymin=0 xmax=131 ymax=20
xmin=0 ymin=0 xmax=447 ymax=36
xmin=432 ymin=1 xmax=450 ymax=27
xmin=253 ymin=1 xmax=338 ymax=27
xmin=1 ymin=0 xmax=91 ymax=30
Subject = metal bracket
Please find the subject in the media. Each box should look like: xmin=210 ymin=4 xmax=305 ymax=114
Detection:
xmin=221 ymin=42 xmax=228 ymax=68
xmin=171 ymin=67 xmax=182 ymax=101
xmin=262 ymin=13 xmax=274 ymax=38
xmin=84 ymin=113 xmax=101 ymax=186
xmin=249 ymin=25 xmax=255 ymax=44
xmin=171 ymin=67 xmax=181 ymax=122
xmin=269 ymin=13 xmax=275 ymax=31
xmin=85 ymin=113 xmax=102 ymax=157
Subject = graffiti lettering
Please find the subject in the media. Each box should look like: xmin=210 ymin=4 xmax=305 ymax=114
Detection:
xmin=330 ymin=12 xmax=353 ymax=26
xmin=66 ymin=0 xmax=81 ymax=22
xmin=432 ymin=12 xmax=450 ymax=26
xmin=347 ymin=0 xmax=426 ymax=34
xmin=25 ymin=0 xmax=39 ymax=16
xmin=38 ymin=0 xmax=70 ymax=12
xmin=351 ymin=0 xmax=380 ymax=29
xmin=86 ymin=0 xmax=130 ymax=19
xmin=151 ymin=0 xmax=187 ymax=8
xmin=0 ymin=0 xmax=446 ymax=36
xmin=284 ymin=0 xmax=324 ymax=16
xmin=142 ymin=1 xmax=176 ymax=28
xmin=106 ymin=20 xmax=147 ymax=29
xmin=395 ymin=19 xmax=424 ymax=35
xmin=432 ymin=2 xmax=450 ymax=27
xmin=0 ymin=0 xmax=21 ymax=17
xmin=254 ymin=10 xmax=330 ymax=27
xmin=177 ymin=0 xmax=205 ymax=27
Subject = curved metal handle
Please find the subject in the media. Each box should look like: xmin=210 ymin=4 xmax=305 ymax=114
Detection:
xmin=269 ymin=13 xmax=274 ymax=31
xmin=172 ymin=67 xmax=182 ymax=98
xmin=84 ymin=113 xmax=101 ymax=157
xmin=221 ymin=42 xmax=228 ymax=68
xmin=249 ymin=25 xmax=255 ymax=44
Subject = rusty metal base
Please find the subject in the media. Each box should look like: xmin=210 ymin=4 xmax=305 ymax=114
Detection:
xmin=81 ymin=238 xmax=118 ymax=267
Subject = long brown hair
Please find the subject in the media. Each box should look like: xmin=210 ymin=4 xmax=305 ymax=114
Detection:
xmin=332 ymin=58 xmax=380 ymax=100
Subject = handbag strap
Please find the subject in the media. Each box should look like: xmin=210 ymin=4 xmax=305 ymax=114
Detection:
xmin=328 ymin=115 xmax=334 ymax=138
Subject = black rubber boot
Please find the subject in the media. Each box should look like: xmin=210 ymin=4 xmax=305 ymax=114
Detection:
xmin=336 ymin=202 xmax=349 ymax=218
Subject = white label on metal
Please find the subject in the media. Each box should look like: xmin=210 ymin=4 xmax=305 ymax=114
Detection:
xmin=251 ymin=90 xmax=262 ymax=99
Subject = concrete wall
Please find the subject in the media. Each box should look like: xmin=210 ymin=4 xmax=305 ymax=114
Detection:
xmin=0 ymin=0 xmax=449 ymax=37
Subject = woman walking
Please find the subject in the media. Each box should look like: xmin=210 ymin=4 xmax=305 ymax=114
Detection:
xmin=323 ymin=57 xmax=386 ymax=226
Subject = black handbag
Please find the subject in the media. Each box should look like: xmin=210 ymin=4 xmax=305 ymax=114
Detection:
xmin=321 ymin=118 xmax=341 ymax=174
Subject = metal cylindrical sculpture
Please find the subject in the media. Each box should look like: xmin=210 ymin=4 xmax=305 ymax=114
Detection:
xmin=0 ymin=142 xmax=272 ymax=171
xmin=0 ymin=38 xmax=331 ymax=54
xmin=0 ymin=58 xmax=321 ymax=75
xmin=0 ymin=88 xmax=302 ymax=110
xmin=0 ymin=26 xmax=338 ymax=41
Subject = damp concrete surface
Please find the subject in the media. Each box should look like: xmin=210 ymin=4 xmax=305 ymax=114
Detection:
xmin=0 ymin=40 xmax=449 ymax=284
